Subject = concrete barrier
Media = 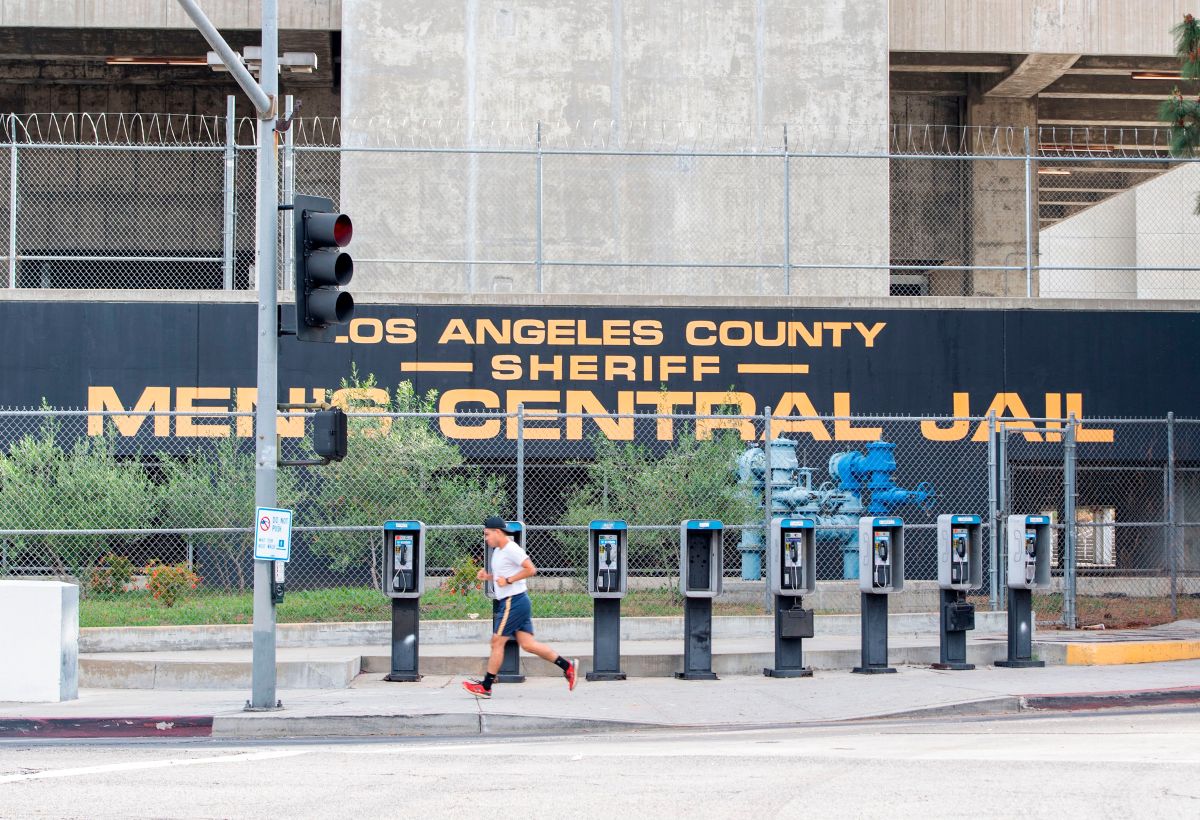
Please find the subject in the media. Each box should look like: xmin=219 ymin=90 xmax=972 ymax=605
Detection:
xmin=0 ymin=580 xmax=79 ymax=702
xmin=80 ymin=611 xmax=1009 ymax=653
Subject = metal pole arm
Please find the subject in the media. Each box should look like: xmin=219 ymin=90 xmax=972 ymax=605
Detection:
xmin=175 ymin=0 xmax=273 ymax=116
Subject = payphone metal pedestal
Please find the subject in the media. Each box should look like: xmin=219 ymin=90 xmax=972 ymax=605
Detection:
xmin=932 ymin=589 xmax=975 ymax=671
xmin=995 ymin=588 xmax=1044 ymax=668
xmin=764 ymin=596 xmax=814 ymax=678
xmin=497 ymin=641 xmax=526 ymax=683
xmin=852 ymin=593 xmax=896 ymax=674
xmin=676 ymin=597 xmax=719 ymax=680
xmin=587 ymin=597 xmax=626 ymax=681
xmin=384 ymin=598 xmax=421 ymax=682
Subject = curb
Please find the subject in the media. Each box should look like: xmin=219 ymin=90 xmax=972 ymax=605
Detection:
xmin=1064 ymin=641 xmax=1200 ymax=666
xmin=212 ymin=712 xmax=657 ymax=739
xmin=7 ymin=686 xmax=1198 ymax=741
xmin=1021 ymin=685 xmax=1200 ymax=711
xmin=0 ymin=715 xmax=214 ymax=739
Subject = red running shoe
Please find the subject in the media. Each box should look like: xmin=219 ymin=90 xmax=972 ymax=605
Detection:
xmin=565 ymin=658 xmax=579 ymax=691
xmin=462 ymin=679 xmax=492 ymax=699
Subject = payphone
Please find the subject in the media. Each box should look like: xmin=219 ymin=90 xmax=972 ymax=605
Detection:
xmin=586 ymin=521 xmax=628 ymax=681
xmin=381 ymin=520 xmax=426 ymax=682
xmin=485 ymin=520 xmax=527 ymax=682
xmin=853 ymin=517 xmax=904 ymax=674
xmin=765 ymin=518 xmax=816 ymax=678
xmin=677 ymin=520 xmax=723 ymax=680
xmin=997 ymin=515 xmax=1051 ymax=668
xmin=934 ymin=514 xmax=982 ymax=670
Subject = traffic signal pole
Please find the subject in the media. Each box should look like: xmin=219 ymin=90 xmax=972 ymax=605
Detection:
xmin=177 ymin=0 xmax=280 ymax=710
xmin=251 ymin=0 xmax=280 ymax=712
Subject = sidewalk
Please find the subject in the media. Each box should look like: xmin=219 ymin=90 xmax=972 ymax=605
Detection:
xmin=3 ymin=659 xmax=1199 ymax=740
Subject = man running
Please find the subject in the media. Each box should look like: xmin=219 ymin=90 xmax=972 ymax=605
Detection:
xmin=462 ymin=516 xmax=578 ymax=698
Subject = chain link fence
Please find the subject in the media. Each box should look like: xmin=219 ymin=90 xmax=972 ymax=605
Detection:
xmin=0 ymin=406 xmax=1194 ymax=629
xmin=1 ymin=112 xmax=1199 ymax=298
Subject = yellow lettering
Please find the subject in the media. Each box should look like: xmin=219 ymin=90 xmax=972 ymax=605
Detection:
xmin=566 ymin=390 xmax=635 ymax=440
xmin=973 ymin=393 xmax=1043 ymax=442
xmin=833 ymin=393 xmax=881 ymax=441
xmin=507 ymin=390 xmax=561 ymax=440
xmin=855 ymin=321 xmax=886 ymax=348
xmin=1066 ymin=393 xmax=1115 ymax=443
xmin=633 ymin=320 xmax=663 ymax=346
xmin=772 ymin=392 xmax=831 ymax=440
xmin=438 ymin=389 xmax=501 ymax=438
xmin=635 ymin=391 xmax=694 ymax=440
xmin=602 ymin=320 xmax=632 ymax=346
xmin=384 ymin=318 xmax=417 ymax=344
xmin=438 ymin=318 xmax=474 ymax=344
xmin=696 ymin=392 xmax=756 ymax=440
xmin=921 ymin=392 xmax=972 ymax=441
xmin=87 ymin=386 xmax=171 ymax=437
xmin=685 ymin=320 xmax=717 ymax=346
xmin=825 ymin=321 xmax=852 ymax=347
xmin=694 ymin=356 xmax=720 ymax=380
xmin=175 ymin=388 xmax=231 ymax=437
xmin=348 ymin=317 xmax=383 ymax=344
xmin=491 ymin=354 xmax=522 ymax=381
xmin=569 ymin=356 xmax=599 ymax=381
xmin=718 ymin=321 xmax=753 ymax=347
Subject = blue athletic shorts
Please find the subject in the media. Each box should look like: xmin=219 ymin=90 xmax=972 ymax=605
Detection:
xmin=493 ymin=592 xmax=534 ymax=638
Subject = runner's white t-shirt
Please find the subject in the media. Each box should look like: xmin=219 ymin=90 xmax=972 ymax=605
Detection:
xmin=490 ymin=539 xmax=529 ymax=600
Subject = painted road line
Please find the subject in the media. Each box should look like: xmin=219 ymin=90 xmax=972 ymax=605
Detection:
xmin=0 ymin=749 xmax=307 ymax=785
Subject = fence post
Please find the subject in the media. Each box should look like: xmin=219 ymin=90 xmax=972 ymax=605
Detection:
xmin=535 ymin=121 xmax=543 ymax=293
xmin=8 ymin=113 xmax=18 ymax=288
xmin=280 ymin=95 xmax=295 ymax=289
xmin=763 ymin=406 xmax=773 ymax=613
xmin=987 ymin=411 xmax=999 ymax=611
xmin=782 ymin=126 xmax=791 ymax=296
xmin=186 ymin=531 xmax=194 ymax=573
xmin=997 ymin=419 xmax=1009 ymax=610
xmin=1167 ymin=412 xmax=1178 ymax=620
xmin=516 ymin=403 xmax=525 ymax=522
xmin=1064 ymin=413 xmax=1078 ymax=629
xmin=1023 ymin=125 xmax=1033 ymax=298
xmin=222 ymin=95 xmax=236 ymax=290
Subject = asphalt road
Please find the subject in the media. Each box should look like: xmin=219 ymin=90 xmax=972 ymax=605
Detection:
xmin=1 ymin=707 xmax=1197 ymax=818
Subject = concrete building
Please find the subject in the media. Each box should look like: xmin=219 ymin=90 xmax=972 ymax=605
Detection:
xmin=0 ymin=0 xmax=1195 ymax=298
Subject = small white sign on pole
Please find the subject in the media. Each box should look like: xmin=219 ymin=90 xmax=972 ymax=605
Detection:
xmin=254 ymin=507 xmax=293 ymax=561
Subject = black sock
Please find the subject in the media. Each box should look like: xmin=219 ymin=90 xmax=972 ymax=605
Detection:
xmin=553 ymin=656 xmax=570 ymax=671
xmin=482 ymin=672 xmax=496 ymax=690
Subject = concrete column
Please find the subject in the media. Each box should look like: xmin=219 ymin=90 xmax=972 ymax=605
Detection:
xmin=965 ymin=78 xmax=1037 ymax=296
xmin=0 ymin=580 xmax=79 ymax=702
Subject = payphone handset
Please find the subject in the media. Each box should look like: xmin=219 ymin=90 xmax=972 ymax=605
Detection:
xmin=679 ymin=520 xmax=723 ymax=599
xmin=381 ymin=520 xmax=426 ymax=598
xmin=872 ymin=530 xmax=891 ymax=590
xmin=770 ymin=518 xmax=816 ymax=596
xmin=598 ymin=534 xmax=618 ymax=590
xmin=859 ymin=517 xmax=905 ymax=593
xmin=950 ymin=528 xmax=968 ymax=586
xmin=485 ymin=520 xmax=525 ymax=600
xmin=1023 ymin=528 xmax=1037 ymax=585
xmin=937 ymin=514 xmax=983 ymax=591
xmin=1006 ymin=515 xmax=1051 ymax=590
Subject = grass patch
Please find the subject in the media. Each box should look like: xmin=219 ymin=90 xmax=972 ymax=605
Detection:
xmin=80 ymin=586 xmax=767 ymax=628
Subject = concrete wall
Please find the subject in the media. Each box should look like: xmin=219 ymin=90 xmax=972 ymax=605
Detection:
xmin=1040 ymin=163 xmax=1200 ymax=299
xmin=890 ymin=0 xmax=1182 ymax=55
xmin=0 ymin=1 xmax=340 ymax=30
xmin=340 ymin=0 xmax=890 ymax=297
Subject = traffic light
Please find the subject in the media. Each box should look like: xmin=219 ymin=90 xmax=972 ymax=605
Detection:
xmin=312 ymin=408 xmax=348 ymax=462
xmin=294 ymin=194 xmax=354 ymax=342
